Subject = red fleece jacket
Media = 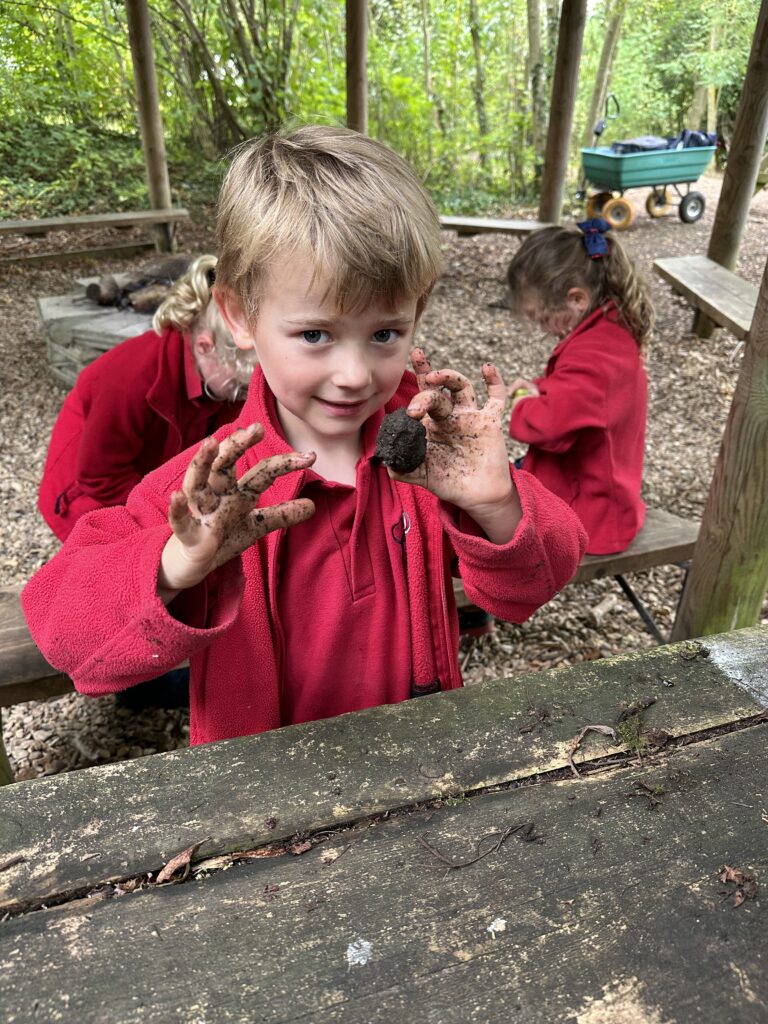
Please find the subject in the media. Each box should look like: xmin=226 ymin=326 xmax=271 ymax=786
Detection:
xmin=38 ymin=327 xmax=244 ymax=540
xmin=509 ymin=305 xmax=647 ymax=555
xmin=23 ymin=368 xmax=587 ymax=745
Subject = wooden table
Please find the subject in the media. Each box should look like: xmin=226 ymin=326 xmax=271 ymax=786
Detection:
xmin=1 ymin=626 xmax=766 ymax=1022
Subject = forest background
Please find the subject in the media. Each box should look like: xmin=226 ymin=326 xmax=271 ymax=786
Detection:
xmin=0 ymin=0 xmax=759 ymax=220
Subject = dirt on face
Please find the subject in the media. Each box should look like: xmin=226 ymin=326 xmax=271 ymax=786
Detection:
xmin=374 ymin=408 xmax=427 ymax=474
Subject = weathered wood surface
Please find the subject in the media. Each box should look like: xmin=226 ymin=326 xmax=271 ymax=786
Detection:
xmin=0 ymin=626 xmax=765 ymax=914
xmin=672 ymin=250 xmax=768 ymax=640
xmin=439 ymin=215 xmax=550 ymax=236
xmin=1 ymin=724 xmax=765 ymax=1023
xmin=0 ymin=589 xmax=72 ymax=708
xmin=454 ymin=507 xmax=699 ymax=608
xmin=0 ymin=209 xmax=189 ymax=236
xmin=653 ymin=254 xmax=757 ymax=339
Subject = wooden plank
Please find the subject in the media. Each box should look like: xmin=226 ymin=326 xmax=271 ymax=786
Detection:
xmin=0 ymin=625 xmax=764 ymax=911
xmin=573 ymin=507 xmax=699 ymax=583
xmin=454 ymin=507 xmax=699 ymax=607
xmin=439 ymin=215 xmax=550 ymax=236
xmin=0 ymin=209 xmax=189 ymax=236
xmin=0 ymin=589 xmax=72 ymax=707
xmin=0 ymin=242 xmax=157 ymax=266
xmin=0 ymin=724 xmax=765 ymax=1023
xmin=653 ymin=255 xmax=757 ymax=340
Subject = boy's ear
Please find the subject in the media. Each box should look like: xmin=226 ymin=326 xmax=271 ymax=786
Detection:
xmin=566 ymin=287 xmax=590 ymax=315
xmin=214 ymin=286 xmax=255 ymax=351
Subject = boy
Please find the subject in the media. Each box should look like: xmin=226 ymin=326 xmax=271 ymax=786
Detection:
xmin=23 ymin=126 xmax=587 ymax=745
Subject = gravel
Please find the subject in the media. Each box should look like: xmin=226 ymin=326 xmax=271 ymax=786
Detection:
xmin=2 ymin=173 xmax=767 ymax=782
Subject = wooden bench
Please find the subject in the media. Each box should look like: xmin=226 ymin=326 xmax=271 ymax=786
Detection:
xmin=0 ymin=587 xmax=74 ymax=785
xmin=1 ymin=625 xmax=766 ymax=1020
xmin=0 ymin=208 xmax=190 ymax=264
xmin=653 ymin=254 xmax=757 ymax=340
xmin=0 ymin=508 xmax=699 ymax=782
xmin=439 ymin=215 xmax=550 ymax=237
xmin=456 ymin=507 xmax=700 ymax=642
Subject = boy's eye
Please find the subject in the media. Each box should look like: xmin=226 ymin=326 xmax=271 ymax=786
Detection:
xmin=301 ymin=330 xmax=329 ymax=344
xmin=372 ymin=329 xmax=398 ymax=344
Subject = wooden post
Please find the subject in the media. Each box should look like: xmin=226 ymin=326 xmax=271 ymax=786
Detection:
xmin=672 ymin=253 xmax=768 ymax=641
xmin=0 ymin=716 xmax=13 ymax=787
xmin=125 ymin=0 xmax=175 ymax=252
xmin=346 ymin=0 xmax=368 ymax=134
xmin=693 ymin=0 xmax=768 ymax=337
xmin=538 ymin=0 xmax=587 ymax=225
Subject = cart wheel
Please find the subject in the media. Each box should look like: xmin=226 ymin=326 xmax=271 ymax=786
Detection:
xmin=585 ymin=192 xmax=613 ymax=218
xmin=645 ymin=189 xmax=671 ymax=218
xmin=602 ymin=196 xmax=636 ymax=230
xmin=679 ymin=192 xmax=706 ymax=223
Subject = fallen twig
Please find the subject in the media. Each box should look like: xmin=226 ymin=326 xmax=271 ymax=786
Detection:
xmin=0 ymin=855 xmax=26 ymax=874
xmin=417 ymin=822 xmax=541 ymax=870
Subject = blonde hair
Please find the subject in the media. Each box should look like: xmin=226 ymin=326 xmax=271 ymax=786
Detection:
xmin=154 ymin=254 xmax=257 ymax=399
xmin=215 ymin=124 xmax=443 ymax=324
xmin=506 ymin=225 xmax=655 ymax=349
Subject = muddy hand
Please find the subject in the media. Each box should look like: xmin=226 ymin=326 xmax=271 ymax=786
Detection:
xmin=393 ymin=352 xmax=513 ymax=515
xmin=159 ymin=423 xmax=316 ymax=593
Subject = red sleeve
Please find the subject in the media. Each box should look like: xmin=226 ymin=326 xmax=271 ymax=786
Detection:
xmin=21 ymin=457 xmax=244 ymax=694
xmin=73 ymin=369 xmax=157 ymax=507
xmin=439 ymin=467 xmax=587 ymax=623
xmin=509 ymin=336 xmax=610 ymax=453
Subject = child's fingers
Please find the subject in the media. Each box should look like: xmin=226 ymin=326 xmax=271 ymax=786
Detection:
xmin=410 ymin=348 xmax=432 ymax=389
xmin=482 ymin=363 xmax=507 ymax=413
xmin=167 ymin=489 xmax=195 ymax=542
xmin=182 ymin=436 xmax=220 ymax=502
xmin=249 ymin=498 xmax=316 ymax=535
xmin=211 ymin=423 xmax=264 ymax=477
xmin=407 ymin=387 xmax=453 ymax=421
xmin=238 ymin=451 xmax=316 ymax=498
xmin=424 ymin=369 xmax=477 ymax=408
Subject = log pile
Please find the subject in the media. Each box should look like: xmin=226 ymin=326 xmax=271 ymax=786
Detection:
xmin=85 ymin=255 xmax=194 ymax=314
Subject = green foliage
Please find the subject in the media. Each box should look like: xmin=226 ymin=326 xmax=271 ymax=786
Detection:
xmin=0 ymin=118 xmax=147 ymax=217
xmin=0 ymin=0 xmax=760 ymax=219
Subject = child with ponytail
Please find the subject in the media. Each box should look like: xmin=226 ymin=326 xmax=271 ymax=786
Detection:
xmin=39 ymin=254 xmax=258 ymax=542
xmin=506 ymin=219 xmax=655 ymax=555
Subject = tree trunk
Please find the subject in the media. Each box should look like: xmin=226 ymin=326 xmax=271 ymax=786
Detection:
xmin=346 ymin=0 xmax=368 ymax=133
xmin=527 ymin=0 xmax=546 ymax=186
xmin=687 ymin=84 xmax=707 ymax=129
xmin=671 ymin=251 xmax=768 ymax=640
xmin=538 ymin=0 xmax=587 ymax=224
xmin=581 ymin=0 xmax=625 ymax=147
xmin=125 ymin=0 xmax=174 ymax=251
xmin=694 ymin=0 xmax=768 ymax=335
xmin=468 ymin=0 xmax=490 ymax=170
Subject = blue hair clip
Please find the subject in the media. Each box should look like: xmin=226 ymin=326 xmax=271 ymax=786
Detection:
xmin=576 ymin=217 xmax=610 ymax=259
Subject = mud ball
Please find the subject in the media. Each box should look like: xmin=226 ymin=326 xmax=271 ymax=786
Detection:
xmin=374 ymin=408 xmax=427 ymax=474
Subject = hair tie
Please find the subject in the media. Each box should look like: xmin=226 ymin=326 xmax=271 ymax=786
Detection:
xmin=576 ymin=217 xmax=610 ymax=259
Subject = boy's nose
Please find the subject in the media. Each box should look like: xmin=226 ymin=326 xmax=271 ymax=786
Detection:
xmin=330 ymin=346 xmax=373 ymax=391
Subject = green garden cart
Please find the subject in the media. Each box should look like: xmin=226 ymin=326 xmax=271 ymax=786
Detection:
xmin=580 ymin=144 xmax=717 ymax=230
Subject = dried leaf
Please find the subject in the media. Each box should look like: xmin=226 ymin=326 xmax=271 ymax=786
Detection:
xmin=718 ymin=863 xmax=758 ymax=907
xmin=567 ymin=724 xmax=618 ymax=777
xmin=155 ymin=838 xmax=210 ymax=885
xmin=289 ymin=839 xmax=313 ymax=855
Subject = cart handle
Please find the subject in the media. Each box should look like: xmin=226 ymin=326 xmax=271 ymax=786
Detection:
xmin=604 ymin=93 xmax=620 ymax=120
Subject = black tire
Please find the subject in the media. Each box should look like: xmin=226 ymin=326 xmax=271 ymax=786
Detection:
xmin=585 ymin=191 xmax=613 ymax=218
xmin=679 ymin=191 xmax=706 ymax=223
